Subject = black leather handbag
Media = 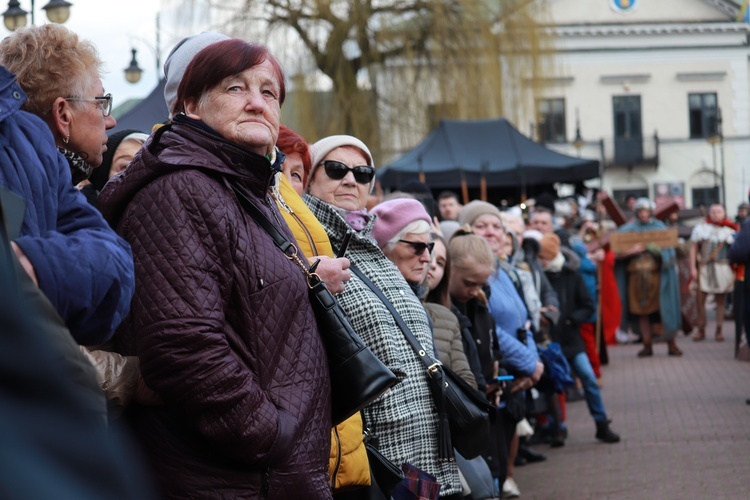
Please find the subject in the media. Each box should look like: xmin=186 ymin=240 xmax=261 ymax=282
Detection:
xmin=364 ymin=434 xmax=404 ymax=500
xmin=229 ymin=183 xmax=397 ymax=426
xmin=350 ymin=265 xmax=494 ymax=461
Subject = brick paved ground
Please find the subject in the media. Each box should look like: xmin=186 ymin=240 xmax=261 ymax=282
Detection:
xmin=513 ymin=319 xmax=750 ymax=500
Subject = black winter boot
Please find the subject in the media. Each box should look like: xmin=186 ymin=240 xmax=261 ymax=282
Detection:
xmin=595 ymin=420 xmax=620 ymax=443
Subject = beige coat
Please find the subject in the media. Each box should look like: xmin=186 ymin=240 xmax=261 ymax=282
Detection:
xmin=424 ymin=303 xmax=477 ymax=390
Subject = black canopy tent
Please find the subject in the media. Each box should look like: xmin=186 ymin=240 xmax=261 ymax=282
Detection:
xmin=378 ymin=118 xmax=599 ymax=202
xmin=112 ymin=79 xmax=169 ymax=133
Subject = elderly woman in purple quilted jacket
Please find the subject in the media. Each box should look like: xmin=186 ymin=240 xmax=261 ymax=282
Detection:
xmin=98 ymin=39 xmax=333 ymax=499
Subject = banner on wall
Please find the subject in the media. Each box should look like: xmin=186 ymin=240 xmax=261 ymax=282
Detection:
xmin=654 ymin=182 xmax=685 ymax=210
xmin=610 ymin=0 xmax=639 ymax=13
xmin=738 ymin=0 xmax=750 ymax=23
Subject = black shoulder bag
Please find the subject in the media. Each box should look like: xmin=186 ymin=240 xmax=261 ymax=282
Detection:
xmin=350 ymin=264 xmax=494 ymax=461
xmin=228 ymin=182 xmax=397 ymax=426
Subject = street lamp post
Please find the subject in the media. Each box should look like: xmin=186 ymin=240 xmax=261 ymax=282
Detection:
xmin=123 ymin=12 xmax=162 ymax=84
xmin=707 ymin=107 xmax=724 ymax=205
xmin=718 ymin=108 xmax=726 ymax=206
xmin=124 ymin=48 xmax=143 ymax=84
xmin=573 ymin=107 xmax=584 ymax=157
xmin=2 ymin=0 xmax=72 ymax=31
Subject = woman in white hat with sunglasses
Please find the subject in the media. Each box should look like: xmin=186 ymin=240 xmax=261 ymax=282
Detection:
xmin=305 ymin=136 xmax=462 ymax=498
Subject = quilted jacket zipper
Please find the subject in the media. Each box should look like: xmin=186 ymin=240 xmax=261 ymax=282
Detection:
xmin=261 ymin=468 xmax=270 ymax=498
xmin=274 ymin=189 xmax=318 ymax=256
xmin=330 ymin=426 xmax=342 ymax=488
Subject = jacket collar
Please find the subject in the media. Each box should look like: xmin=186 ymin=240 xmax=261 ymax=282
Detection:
xmin=0 ymin=66 xmax=27 ymax=123
xmin=99 ymin=115 xmax=282 ymax=226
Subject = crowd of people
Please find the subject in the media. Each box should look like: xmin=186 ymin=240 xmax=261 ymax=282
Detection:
xmin=1 ymin=24 xmax=747 ymax=500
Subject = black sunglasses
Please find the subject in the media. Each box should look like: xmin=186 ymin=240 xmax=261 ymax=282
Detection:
xmin=322 ymin=160 xmax=375 ymax=184
xmin=399 ymin=239 xmax=435 ymax=255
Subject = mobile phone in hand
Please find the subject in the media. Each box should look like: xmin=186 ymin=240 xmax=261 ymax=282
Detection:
xmin=337 ymin=230 xmax=353 ymax=258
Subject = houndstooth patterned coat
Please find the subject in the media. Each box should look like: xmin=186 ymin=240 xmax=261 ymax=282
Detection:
xmin=306 ymin=195 xmax=461 ymax=497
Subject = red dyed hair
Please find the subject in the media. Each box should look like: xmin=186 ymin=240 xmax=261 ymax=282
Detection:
xmin=276 ymin=125 xmax=312 ymax=184
xmin=174 ymin=39 xmax=285 ymax=115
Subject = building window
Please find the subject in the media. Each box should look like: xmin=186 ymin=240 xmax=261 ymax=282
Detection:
xmin=613 ymin=188 xmax=648 ymax=211
xmin=691 ymin=186 xmax=720 ymax=209
xmin=688 ymin=93 xmax=718 ymax=139
xmin=537 ymin=98 xmax=566 ymax=143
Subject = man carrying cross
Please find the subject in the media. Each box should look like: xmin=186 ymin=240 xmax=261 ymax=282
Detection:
xmin=613 ymin=198 xmax=683 ymax=357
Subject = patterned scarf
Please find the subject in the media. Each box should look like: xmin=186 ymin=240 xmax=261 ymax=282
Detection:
xmin=342 ymin=209 xmax=370 ymax=231
xmin=58 ymin=147 xmax=92 ymax=185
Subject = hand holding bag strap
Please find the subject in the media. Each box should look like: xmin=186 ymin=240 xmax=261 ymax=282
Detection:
xmin=227 ymin=181 xmax=397 ymax=426
xmin=349 ymin=264 xmax=454 ymax=461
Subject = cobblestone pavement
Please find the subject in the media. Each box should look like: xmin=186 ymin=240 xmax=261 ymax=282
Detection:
xmin=513 ymin=320 xmax=750 ymax=500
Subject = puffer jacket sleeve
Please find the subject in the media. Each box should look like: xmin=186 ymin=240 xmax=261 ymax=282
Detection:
xmin=123 ymin=174 xmax=290 ymax=466
xmin=426 ymin=303 xmax=477 ymax=389
xmin=14 ymin=144 xmax=134 ymax=345
xmin=495 ymin=325 xmax=537 ymax=377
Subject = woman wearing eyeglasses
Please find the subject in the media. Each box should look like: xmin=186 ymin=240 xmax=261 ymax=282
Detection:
xmin=305 ymin=136 xmax=462 ymax=498
xmin=0 ymin=24 xmax=116 ymax=185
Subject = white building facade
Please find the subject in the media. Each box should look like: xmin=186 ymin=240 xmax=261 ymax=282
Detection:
xmin=537 ymin=0 xmax=750 ymax=212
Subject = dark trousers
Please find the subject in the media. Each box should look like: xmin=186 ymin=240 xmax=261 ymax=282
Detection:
xmin=734 ymin=281 xmax=744 ymax=357
xmin=485 ymin=407 xmax=517 ymax=486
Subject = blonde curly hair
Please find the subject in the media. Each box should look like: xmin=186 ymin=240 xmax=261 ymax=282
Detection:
xmin=0 ymin=24 xmax=103 ymax=118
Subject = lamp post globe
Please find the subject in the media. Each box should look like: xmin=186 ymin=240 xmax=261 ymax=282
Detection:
xmin=3 ymin=0 xmax=72 ymax=31
xmin=2 ymin=0 xmax=27 ymax=31
xmin=42 ymin=0 xmax=72 ymax=24
xmin=124 ymin=48 xmax=144 ymax=84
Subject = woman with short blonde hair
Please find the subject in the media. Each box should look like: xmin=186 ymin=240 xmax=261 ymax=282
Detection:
xmin=0 ymin=24 xmax=115 ymax=180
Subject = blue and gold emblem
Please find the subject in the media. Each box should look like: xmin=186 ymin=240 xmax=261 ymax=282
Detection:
xmin=611 ymin=0 xmax=638 ymax=12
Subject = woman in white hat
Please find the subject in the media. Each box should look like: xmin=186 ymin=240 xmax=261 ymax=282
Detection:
xmin=305 ymin=136 xmax=461 ymax=498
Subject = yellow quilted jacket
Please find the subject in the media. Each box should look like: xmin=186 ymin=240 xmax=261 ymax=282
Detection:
xmin=274 ymin=174 xmax=370 ymax=490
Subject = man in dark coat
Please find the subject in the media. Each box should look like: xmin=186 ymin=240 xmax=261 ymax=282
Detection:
xmin=728 ymin=216 xmax=750 ymax=404
xmin=539 ymin=233 xmax=620 ymax=444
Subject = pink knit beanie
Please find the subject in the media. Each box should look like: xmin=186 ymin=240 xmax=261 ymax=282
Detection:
xmin=371 ymin=199 xmax=431 ymax=248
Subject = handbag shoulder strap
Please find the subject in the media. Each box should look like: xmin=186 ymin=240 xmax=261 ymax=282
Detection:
xmin=228 ymin=181 xmax=320 ymax=283
xmin=228 ymin=182 xmax=295 ymax=255
xmin=349 ymin=264 xmax=437 ymax=371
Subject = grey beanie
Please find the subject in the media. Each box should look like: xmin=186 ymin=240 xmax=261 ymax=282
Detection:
xmin=163 ymin=31 xmax=230 ymax=117
xmin=458 ymin=200 xmax=503 ymax=227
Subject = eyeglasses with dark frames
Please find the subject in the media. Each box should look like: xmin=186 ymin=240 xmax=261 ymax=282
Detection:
xmin=322 ymin=160 xmax=375 ymax=185
xmin=65 ymin=93 xmax=113 ymax=117
xmin=398 ymin=239 xmax=435 ymax=255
